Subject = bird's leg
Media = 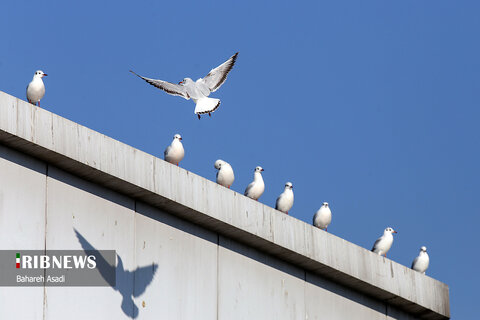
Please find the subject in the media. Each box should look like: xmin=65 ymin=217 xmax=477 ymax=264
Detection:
xmin=38 ymin=101 xmax=40 ymax=108
xmin=325 ymin=227 xmax=328 ymax=232
xmin=198 ymin=114 xmax=201 ymax=120
xmin=208 ymin=112 xmax=211 ymax=117
xmin=228 ymin=186 xmax=230 ymax=189
xmin=286 ymin=211 xmax=289 ymax=215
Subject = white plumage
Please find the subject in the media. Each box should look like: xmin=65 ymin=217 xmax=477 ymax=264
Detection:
xmin=244 ymin=166 xmax=265 ymax=200
xmin=275 ymin=182 xmax=294 ymax=214
xmin=26 ymin=70 xmax=47 ymax=107
xmin=214 ymin=159 xmax=235 ymax=188
xmin=371 ymin=227 xmax=397 ymax=257
xmin=131 ymin=52 xmax=238 ymax=119
xmin=164 ymin=134 xmax=184 ymax=166
xmin=313 ymin=202 xmax=332 ymax=231
xmin=411 ymin=246 xmax=429 ymax=274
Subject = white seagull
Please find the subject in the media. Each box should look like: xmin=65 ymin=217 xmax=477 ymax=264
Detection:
xmin=244 ymin=166 xmax=265 ymax=200
xmin=130 ymin=52 xmax=238 ymax=119
xmin=214 ymin=159 xmax=235 ymax=188
xmin=313 ymin=202 xmax=332 ymax=231
xmin=164 ymin=134 xmax=184 ymax=166
xmin=275 ymin=182 xmax=294 ymax=214
xmin=411 ymin=246 xmax=429 ymax=274
xmin=371 ymin=227 xmax=397 ymax=257
xmin=26 ymin=70 xmax=47 ymax=107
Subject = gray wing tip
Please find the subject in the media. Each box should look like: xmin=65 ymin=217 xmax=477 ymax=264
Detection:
xmin=129 ymin=70 xmax=143 ymax=78
xmin=231 ymin=52 xmax=239 ymax=62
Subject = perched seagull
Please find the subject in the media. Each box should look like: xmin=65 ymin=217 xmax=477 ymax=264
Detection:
xmin=313 ymin=202 xmax=332 ymax=231
xmin=164 ymin=134 xmax=184 ymax=166
xmin=130 ymin=52 xmax=238 ymax=119
xmin=411 ymin=246 xmax=430 ymax=274
xmin=244 ymin=166 xmax=265 ymax=200
xmin=275 ymin=182 xmax=294 ymax=214
xmin=26 ymin=70 xmax=47 ymax=107
xmin=214 ymin=159 xmax=235 ymax=188
xmin=371 ymin=227 xmax=397 ymax=257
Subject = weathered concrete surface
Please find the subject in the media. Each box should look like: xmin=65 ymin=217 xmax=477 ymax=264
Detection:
xmin=134 ymin=202 xmax=218 ymax=319
xmin=44 ymin=167 xmax=136 ymax=319
xmin=218 ymin=236 xmax=306 ymax=320
xmin=0 ymin=90 xmax=450 ymax=319
xmin=0 ymin=145 xmax=46 ymax=319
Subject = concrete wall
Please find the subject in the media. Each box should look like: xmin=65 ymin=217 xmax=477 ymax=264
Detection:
xmin=0 ymin=91 xmax=450 ymax=319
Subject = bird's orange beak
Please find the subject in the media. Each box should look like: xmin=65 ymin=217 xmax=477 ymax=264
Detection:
xmin=179 ymin=137 xmax=182 ymax=140
xmin=178 ymin=81 xmax=183 ymax=84
xmin=393 ymin=230 xmax=398 ymax=234
xmin=43 ymin=74 xmax=48 ymax=77
xmin=261 ymin=168 xmax=264 ymax=172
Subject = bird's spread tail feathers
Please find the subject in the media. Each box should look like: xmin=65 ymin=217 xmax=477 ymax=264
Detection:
xmin=195 ymin=97 xmax=220 ymax=115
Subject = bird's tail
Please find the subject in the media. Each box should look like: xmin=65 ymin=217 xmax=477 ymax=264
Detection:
xmin=194 ymin=97 xmax=221 ymax=115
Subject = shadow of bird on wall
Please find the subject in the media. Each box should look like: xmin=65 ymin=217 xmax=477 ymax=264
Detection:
xmin=74 ymin=228 xmax=158 ymax=318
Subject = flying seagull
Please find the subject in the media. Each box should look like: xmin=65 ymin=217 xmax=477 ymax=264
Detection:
xmin=214 ymin=159 xmax=235 ymax=188
xmin=244 ymin=166 xmax=265 ymax=200
xmin=371 ymin=227 xmax=397 ymax=257
xmin=313 ymin=202 xmax=332 ymax=231
xmin=26 ymin=70 xmax=47 ymax=107
xmin=164 ymin=134 xmax=184 ymax=166
xmin=411 ymin=246 xmax=429 ymax=274
xmin=130 ymin=52 xmax=238 ymax=119
xmin=275 ymin=182 xmax=294 ymax=214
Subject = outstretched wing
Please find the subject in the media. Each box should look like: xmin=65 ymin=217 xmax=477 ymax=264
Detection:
xmin=200 ymin=52 xmax=238 ymax=93
xmin=74 ymin=229 xmax=116 ymax=287
xmin=130 ymin=70 xmax=190 ymax=100
xmin=132 ymin=264 xmax=159 ymax=297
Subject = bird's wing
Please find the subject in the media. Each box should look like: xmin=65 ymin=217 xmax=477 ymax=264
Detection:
xmin=411 ymin=256 xmax=419 ymax=269
xmin=132 ymin=264 xmax=159 ymax=297
xmin=244 ymin=181 xmax=254 ymax=196
xmin=200 ymin=52 xmax=238 ymax=93
xmin=74 ymin=229 xmax=116 ymax=287
xmin=130 ymin=70 xmax=190 ymax=100
xmin=275 ymin=196 xmax=281 ymax=210
xmin=371 ymin=237 xmax=382 ymax=251
xmin=164 ymin=145 xmax=172 ymax=158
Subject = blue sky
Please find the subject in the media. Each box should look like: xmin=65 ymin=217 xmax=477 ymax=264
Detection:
xmin=1 ymin=0 xmax=479 ymax=317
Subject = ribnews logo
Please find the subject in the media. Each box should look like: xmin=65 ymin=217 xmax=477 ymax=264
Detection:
xmin=15 ymin=252 xmax=97 ymax=269
xmin=1 ymin=250 xmax=116 ymax=287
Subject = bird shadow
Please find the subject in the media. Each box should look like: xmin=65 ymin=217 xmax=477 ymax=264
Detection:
xmin=74 ymin=228 xmax=158 ymax=319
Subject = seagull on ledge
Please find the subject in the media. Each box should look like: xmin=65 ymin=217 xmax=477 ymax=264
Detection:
xmin=214 ymin=159 xmax=235 ymax=188
xmin=371 ymin=227 xmax=397 ymax=257
xmin=130 ymin=52 xmax=238 ymax=119
xmin=26 ymin=70 xmax=47 ymax=107
xmin=411 ymin=246 xmax=429 ymax=274
xmin=313 ymin=202 xmax=332 ymax=231
xmin=244 ymin=166 xmax=265 ymax=200
xmin=164 ymin=134 xmax=184 ymax=166
xmin=275 ymin=182 xmax=294 ymax=214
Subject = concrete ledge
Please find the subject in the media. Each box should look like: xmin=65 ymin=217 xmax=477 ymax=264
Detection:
xmin=0 ymin=91 xmax=450 ymax=319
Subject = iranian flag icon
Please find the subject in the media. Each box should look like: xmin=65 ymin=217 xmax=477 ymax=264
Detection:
xmin=16 ymin=253 xmax=20 ymax=269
